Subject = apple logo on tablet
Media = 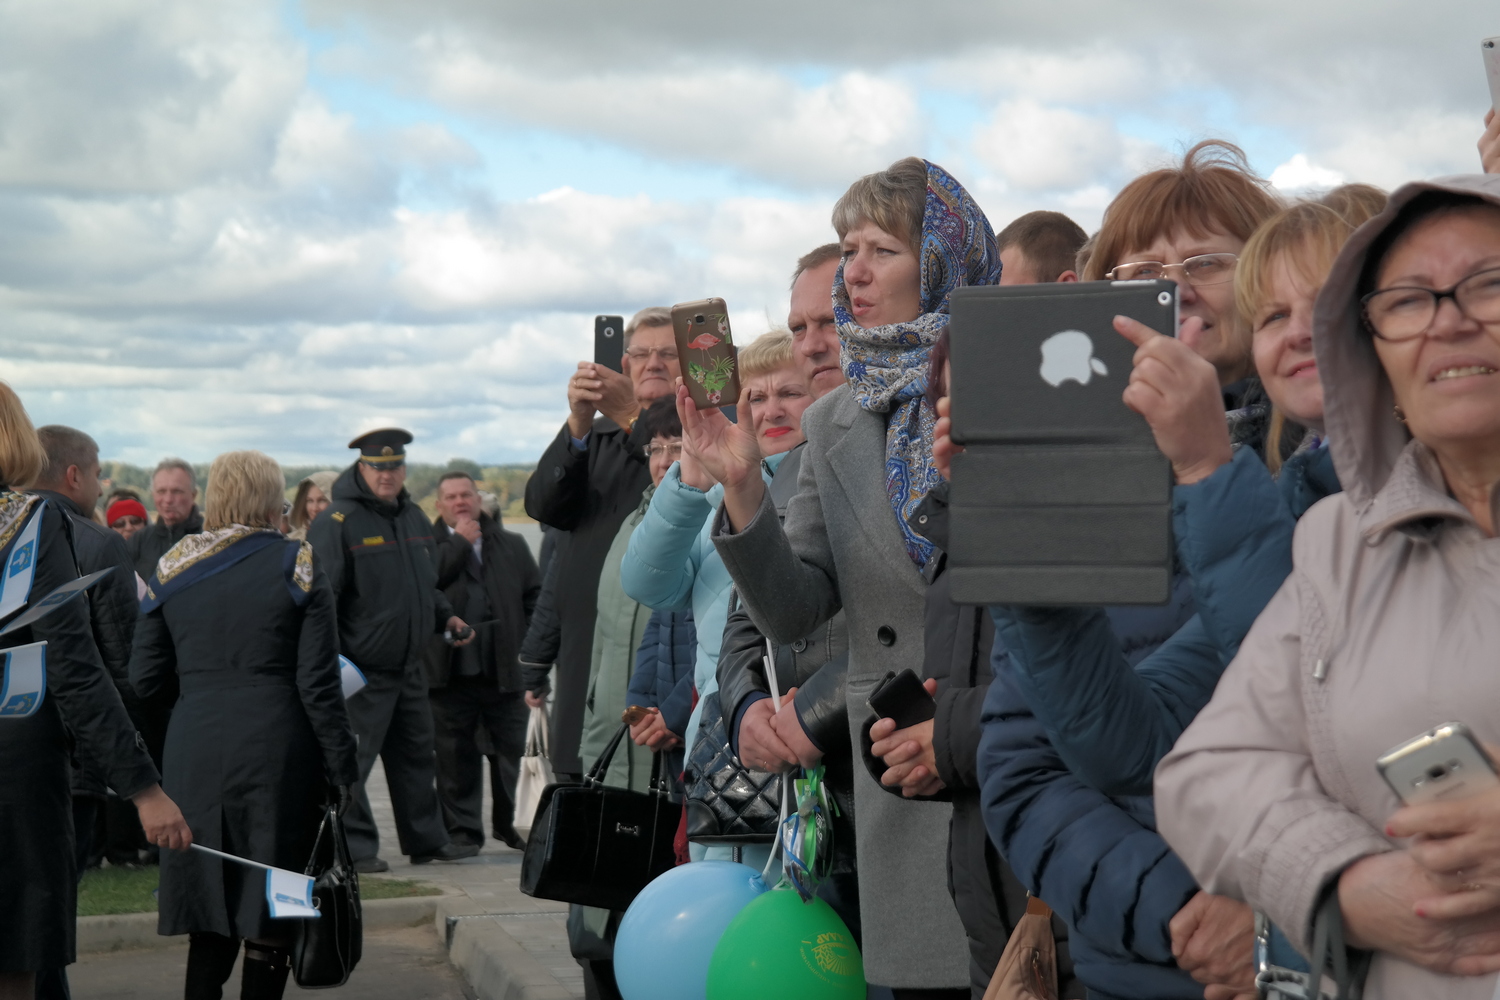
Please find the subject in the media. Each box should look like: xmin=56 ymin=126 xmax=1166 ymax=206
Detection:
xmin=1039 ymin=330 xmax=1110 ymax=387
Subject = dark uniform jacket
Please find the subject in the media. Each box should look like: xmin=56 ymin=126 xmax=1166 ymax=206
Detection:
xmin=522 ymin=414 xmax=651 ymax=774
xmin=0 ymin=498 xmax=159 ymax=970
xmin=127 ymin=506 xmax=204 ymax=581
xmin=424 ymin=513 xmax=542 ymax=692
xmin=307 ymin=464 xmax=455 ymax=675
xmin=34 ymin=489 xmax=144 ymax=798
xmin=131 ymin=533 xmax=359 ymax=940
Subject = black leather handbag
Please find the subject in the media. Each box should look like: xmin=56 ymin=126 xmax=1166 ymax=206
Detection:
xmin=291 ymin=799 xmax=362 ymax=989
xmin=682 ymin=690 xmax=780 ymax=844
xmin=519 ymin=723 xmax=677 ymax=912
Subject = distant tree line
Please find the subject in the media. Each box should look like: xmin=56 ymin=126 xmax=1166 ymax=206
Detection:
xmin=100 ymin=459 xmax=537 ymax=520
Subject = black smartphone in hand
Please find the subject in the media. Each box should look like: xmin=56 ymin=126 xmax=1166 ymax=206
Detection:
xmin=867 ymin=669 xmax=936 ymax=731
xmin=594 ymin=315 xmax=625 ymax=373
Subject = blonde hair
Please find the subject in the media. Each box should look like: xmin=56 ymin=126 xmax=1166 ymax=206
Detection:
xmin=1236 ymin=184 xmax=1388 ymax=472
xmin=204 ymin=450 xmax=284 ymax=530
xmin=0 ymin=383 xmax=46 ymax=490
xmin=831 ymin=156 xmax=927 ymax=249
xmin=738 ymin=330 xmax=796 ymax=381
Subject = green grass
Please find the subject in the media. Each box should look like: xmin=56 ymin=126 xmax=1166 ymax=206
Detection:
xmin=77 ymin=867 xmax=439 ymax=916
xmin=78 ymin=866 xmax=161 ymax=916
xmin=359 ymin=876 xmax=442 ymax=900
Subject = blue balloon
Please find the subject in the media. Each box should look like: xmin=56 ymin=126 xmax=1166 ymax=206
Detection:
xmin=615 ymin=861 xmax=768 ymax=1000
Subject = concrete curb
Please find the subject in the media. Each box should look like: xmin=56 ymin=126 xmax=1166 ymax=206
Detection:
xmin=437 ymin=897 xmax=574 ymax=1000
xmin=76 ymin=890 xmax=452 ymax=954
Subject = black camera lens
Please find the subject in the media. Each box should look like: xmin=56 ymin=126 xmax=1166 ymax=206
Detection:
xmin=694 ymin=314 xmax=705 ymax=324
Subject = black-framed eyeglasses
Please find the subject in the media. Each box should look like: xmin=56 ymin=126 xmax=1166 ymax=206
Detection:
xmin=643 ymin=442 xmax=683 ymax=459
xmin=1361 ymin=266 xmax=1500 ymax=342
xmin=1106 ymin=253 xmax=1239 ymax=286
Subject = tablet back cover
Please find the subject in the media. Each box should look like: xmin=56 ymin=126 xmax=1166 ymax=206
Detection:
xmin=946 ymin=281 xmax=1176 ymax=605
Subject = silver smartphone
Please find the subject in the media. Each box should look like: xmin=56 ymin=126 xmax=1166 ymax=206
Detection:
xmin=1377 ymin=722 xmax=1500 ymax=806
xmin=1486 ymin=37 xmax=1500 ymax=111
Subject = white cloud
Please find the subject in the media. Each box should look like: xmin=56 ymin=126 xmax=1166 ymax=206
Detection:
xmin=1269 ymin=154 xmax=1346 ymax=192
xmin=3 ymin=0 xmax=1498 ymax=469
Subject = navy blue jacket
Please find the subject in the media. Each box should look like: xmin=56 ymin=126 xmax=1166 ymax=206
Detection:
xmin=992 ymin=444 xmax=1339 ymax=797
xmin=981 ymin=445 xmax=1338 ymax=995
xmin=979 ymin=606 xmax=1201 ymax=1000
xmin=627 ymin=608 xmax=697 ymax=780
xmin=628 ymin=609 xmax=697 ymax=737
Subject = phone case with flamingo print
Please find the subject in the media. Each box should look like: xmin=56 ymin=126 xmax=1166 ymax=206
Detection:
xmin=670 ymin=298 xmax=739 ymax=410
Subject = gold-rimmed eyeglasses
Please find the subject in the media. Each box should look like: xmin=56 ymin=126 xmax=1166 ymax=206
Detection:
xmin=1106 ymin=253 xmax=1239 ymax=286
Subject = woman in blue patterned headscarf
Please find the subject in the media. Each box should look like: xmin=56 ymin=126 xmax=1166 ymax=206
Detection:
xmin=680 ymin=156 xmax=999 ymax=997
xmin=831 ymin=157 xmax=1001 ymax=565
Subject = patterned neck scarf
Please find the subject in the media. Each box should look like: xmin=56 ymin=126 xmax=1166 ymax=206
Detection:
xmin=837 ymin=160 xmax=1000 ymax=567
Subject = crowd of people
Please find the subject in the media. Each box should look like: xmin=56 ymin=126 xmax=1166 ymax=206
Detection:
xmin=1 ymin=110 xmax=1499 ymax=1000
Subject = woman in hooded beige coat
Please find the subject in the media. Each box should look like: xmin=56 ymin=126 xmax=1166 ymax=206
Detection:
xmin=1155 ymin=172 xmax=1500 ymax=998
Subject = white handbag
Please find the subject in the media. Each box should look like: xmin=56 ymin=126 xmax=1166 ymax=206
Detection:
xmin=513 ymin=705 xmax=556 ymax=840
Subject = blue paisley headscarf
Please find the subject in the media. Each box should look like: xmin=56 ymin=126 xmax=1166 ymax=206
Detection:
xmin=837 ymin=160 xmax=1000 ymax=568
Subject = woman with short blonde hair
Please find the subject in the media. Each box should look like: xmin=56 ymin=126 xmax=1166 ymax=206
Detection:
xmin=204 ymin=451 xmax=284 ymax=530
xmin=0 ymin=382 xmax=188 ymax=999
xmin=736 ymin=329 xmax=796 ymax=381
xmin=133 ymin=450 xmax=357 ymax=1000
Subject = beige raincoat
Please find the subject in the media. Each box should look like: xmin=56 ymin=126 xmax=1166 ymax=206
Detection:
xmin=1156 ymin=173 xmax=1500 ymax=999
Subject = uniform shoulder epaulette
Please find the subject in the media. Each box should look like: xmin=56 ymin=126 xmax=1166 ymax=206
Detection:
xmin=331 ymin=511 xmax=345 ymax=523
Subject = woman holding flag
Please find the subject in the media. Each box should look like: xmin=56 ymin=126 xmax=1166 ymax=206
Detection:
xmin=131 ymin=450 xmax=358 ymax=1000
xmin=0 ymin=382 xmax=188 ymax=1000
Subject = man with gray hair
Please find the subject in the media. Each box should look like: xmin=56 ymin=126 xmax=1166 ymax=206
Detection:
xmin=521 ymin=307 xmax=681 ymax=779
xmin=127 ymin=457 xmax=204 ymax=581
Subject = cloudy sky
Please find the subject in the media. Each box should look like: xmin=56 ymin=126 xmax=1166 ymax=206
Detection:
xmin=0 ymin=0 xmax=1494 ymax=465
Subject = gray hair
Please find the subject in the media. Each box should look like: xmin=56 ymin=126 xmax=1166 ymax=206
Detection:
xmin=153 ymin=457 xmax=198 ymax=493
xmin=624 ymin=306 xmax=672 ymax=346
xmin=34 ymin=425 xmax=99 ymax=488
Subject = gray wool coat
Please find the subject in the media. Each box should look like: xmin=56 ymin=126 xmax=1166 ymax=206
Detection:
xmin=714 ymin=385 xmax=969 ymax=990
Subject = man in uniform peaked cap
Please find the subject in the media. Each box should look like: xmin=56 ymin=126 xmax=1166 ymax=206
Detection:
xmin=308 ymin=427 xmax=479 ymax=870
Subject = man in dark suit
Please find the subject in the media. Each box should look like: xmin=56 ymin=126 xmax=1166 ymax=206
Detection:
xmin=29 ymin=425 xmax=151 ymax=1000
xmin=426 ymin=472 xmax=541 ymax=850
xmin=521 ymin=306 xmax=679 ymax=778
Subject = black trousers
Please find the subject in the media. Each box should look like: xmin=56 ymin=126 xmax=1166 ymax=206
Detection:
xmin=342 ymin=660 xmax=449 ymax=861
xmin=430 ymin=679 xmax=526 ymax=846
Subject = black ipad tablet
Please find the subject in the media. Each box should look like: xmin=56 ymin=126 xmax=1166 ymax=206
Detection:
xmin=945 ymin=280 xmax=1178 ymax=605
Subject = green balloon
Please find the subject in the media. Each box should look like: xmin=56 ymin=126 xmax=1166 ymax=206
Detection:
xmin=706 ymin=887 xmax=864 ymax=1000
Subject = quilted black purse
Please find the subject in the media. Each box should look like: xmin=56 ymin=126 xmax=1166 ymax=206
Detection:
xmin=682 ymin=690 xmax=780 ymax=844
xmin=519 ymin=723 xmax=677 ymax=912
xmin=292 ymin=798 xmax=362 ymax=989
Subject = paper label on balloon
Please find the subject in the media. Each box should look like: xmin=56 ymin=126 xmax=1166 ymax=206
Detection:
xmin=266 ymin=867 xmax=320 ymax=919
xmin=339 ymin=656 xmax=367 ymax=699
xmin=0 ymin=640 xmax=46 ymax=718
xmin=801 ymin=930 xmax=861 ymax=982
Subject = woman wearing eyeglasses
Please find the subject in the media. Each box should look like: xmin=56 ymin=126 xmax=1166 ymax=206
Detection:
xmin=618 ymin=331 xmax=813 ymax=845
xmin=1157 ymin=174 xmax=1500 ymax=998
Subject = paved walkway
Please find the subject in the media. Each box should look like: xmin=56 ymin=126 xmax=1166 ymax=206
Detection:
xmin=70 ymin=924 xmax=474 ymax=999
xmin=365 ymin=762 xmax=584 ymax=998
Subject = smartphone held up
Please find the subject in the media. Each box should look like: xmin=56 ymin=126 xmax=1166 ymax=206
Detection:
xmin=594 ymin=314 xmax=625 ymax=373
xmin=1484 ymin=37 xmax=1500 ymax=112
xmin=671 ymin=298 xmax=740 ymax=410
